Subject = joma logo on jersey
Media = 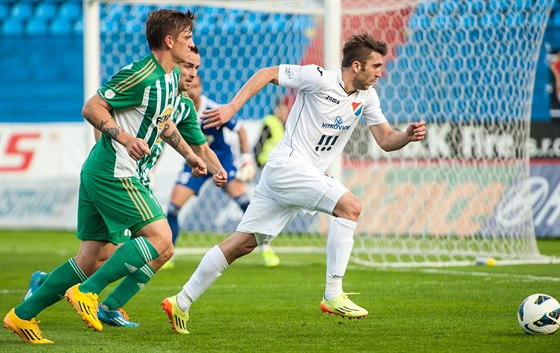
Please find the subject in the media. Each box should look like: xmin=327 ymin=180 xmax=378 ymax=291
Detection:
xmin=325 ymin=95 xmax=340 ymax=104
xmin=322 ymin=116 xmax=350 ymax=130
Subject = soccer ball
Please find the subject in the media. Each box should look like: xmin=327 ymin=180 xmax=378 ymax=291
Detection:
xmin=517 ymin=293 xmax=560 ymax=335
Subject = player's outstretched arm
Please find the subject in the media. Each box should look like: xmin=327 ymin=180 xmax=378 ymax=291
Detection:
xmin=161 ymin=120 xmax=207 ymax=178
xmin=201 ymin=66 xmax=279 ymax=129
xmin=369 ymin=120 xmax=426 ymax=152
xmin=83 ymin=94 xmax=149 ymax=160
xmin=191 ymin=144 xmax=228 ymax=187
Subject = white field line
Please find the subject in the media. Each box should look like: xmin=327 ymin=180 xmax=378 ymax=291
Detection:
xmin=348 ymin=265 xmax=560 ymax=282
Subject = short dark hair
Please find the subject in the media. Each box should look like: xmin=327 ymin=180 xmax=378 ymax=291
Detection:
xmin=146 ymin=9 xmax=195 ymax=51
xmin=341 ymin=34 xmax=387 ymax=68
xmin=190 ymin=44 xmax=199 ymax=55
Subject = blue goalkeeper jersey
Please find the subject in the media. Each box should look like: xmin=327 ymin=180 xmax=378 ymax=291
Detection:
xmin=197 ymin=95 xmax=240 ymax=166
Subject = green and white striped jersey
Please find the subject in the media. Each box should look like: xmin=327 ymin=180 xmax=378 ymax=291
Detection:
xmin=139 ymin=92 xmax=207 ymax=188
xmin=82 ymin=54 xmax=180 ymax=179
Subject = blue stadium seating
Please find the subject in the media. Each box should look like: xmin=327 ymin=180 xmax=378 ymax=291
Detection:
xmin=10 ymin=3 xmax=34 ymax=20
xmin=0 ymin=0 xmax=558 ymax=123
xmin=73 ymin=17 xmax=83 ymax=34
xmin=34 ymin=2 xmax=58 ymax=20
xmin=25 ymin=18 xmax=48 ymax=35
xmin=0 ymin=3 xmax=9 ymax=18
xmin=1 ymin=18 xmax=23 ymax=36
xmin=59 ymin=2 xmax=81 ymax=20
xmin=49 ymin=18 xmax=72 ymax=35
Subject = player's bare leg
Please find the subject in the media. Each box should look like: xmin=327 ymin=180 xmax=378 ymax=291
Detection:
xmin=226 ymin=180 xmax=280 ymax=267
xmin=164 ymin=184 xmax=196 ymax=270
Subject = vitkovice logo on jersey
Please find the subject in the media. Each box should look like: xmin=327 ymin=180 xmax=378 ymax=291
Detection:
xmin=322 ymin=116 xmax=350 ymax=130
xmin=352 ymin=102 xmax=363 ymax=117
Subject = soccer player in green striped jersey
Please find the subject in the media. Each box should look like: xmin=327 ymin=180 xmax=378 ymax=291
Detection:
xmin=14 ymin=46 xmax=228 ymax=330
xmin=96 ymin=47 xmax=227 ymax=326
xmin=139 ymin=46 xmax=227 ymax=191
xmin=3 ymin=9 xmax=205 ymax=344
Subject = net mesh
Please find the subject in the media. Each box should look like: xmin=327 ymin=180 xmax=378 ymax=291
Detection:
xmin=96 ymin=0 xmax=553 ymax=265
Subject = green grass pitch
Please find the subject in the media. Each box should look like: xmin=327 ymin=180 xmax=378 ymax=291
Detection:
xmin=1 ymin=230 xmax=558 ymax=352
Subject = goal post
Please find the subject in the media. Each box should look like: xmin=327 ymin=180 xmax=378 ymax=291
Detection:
xmin=85 ymin=0 xmax=557 ymax=266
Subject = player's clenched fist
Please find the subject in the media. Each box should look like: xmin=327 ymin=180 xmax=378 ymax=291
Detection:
xmin=406 ymin=120 xmax=427 ymax=142
xmin=212 ymin=169 xmax=228 ymax=187
xmin=187 ymin=155 xmax=207 ymax=178
xmin=126 ymin=138 xmax=151 ymax=161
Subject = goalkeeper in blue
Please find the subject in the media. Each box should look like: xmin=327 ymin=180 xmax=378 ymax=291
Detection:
xmin=163 ymin=74 xmax=280 ymax=270
xmin=162 ymin=34 xmax=427 ymax=334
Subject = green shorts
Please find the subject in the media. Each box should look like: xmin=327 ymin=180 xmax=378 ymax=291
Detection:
xmin=77 ymin=170 xmax=166 ymax=244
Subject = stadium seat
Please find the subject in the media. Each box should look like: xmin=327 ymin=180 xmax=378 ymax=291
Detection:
xmin=553 ymin=11 xmax=560 ymax=27
xmin=459 ymin=14 xmax=475 ymax=28
xmin=408 ymin=15 xmax=430 ymax=30
xmin=425 ymin=2 xmax=439 ymax=16
xmin=124 ymin=21 xmax=142 ymax=33
xmin=2 ymin=18 xmax=23 ymax=36
xmin=49 ymin=18 xmax=72 ymax=35
xmin=491 ymin=0 xmax=511 ymax=13
xmin=73 ymin=17 xmax=83 ymax=34
xmin=10 ymin=3 xmax=34 ymax=20
xmin=58 ymin=2 xmax=81 ymax=20
xmin=468 ymin=0 xmax=484 ymax=16
xmin=106 ymin=4 xmax=125 ymax=22
xmin=35 ymin=3 xmax=58 ymax=20
xmin=440 ymin=0 xmax=457 ymax=16
xmin=0 ymin=3 xmax=9 ymax=19
xmin=514 ymin=0 xmax=533 ymax=12
xmin=25 ymin=18 xmax=48 ymax=35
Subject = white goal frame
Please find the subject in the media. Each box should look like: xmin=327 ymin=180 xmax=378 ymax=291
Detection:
xmin=84 ymin=0 xmax=558 ymax=267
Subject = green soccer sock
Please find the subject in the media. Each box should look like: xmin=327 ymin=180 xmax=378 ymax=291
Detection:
xmin=79 ymin=237 xmax=159 ymax=295
xmin=15 ymin=258 xmax=88 ymax=320
xmin=102 ymin=264 xmax=155 ymax=311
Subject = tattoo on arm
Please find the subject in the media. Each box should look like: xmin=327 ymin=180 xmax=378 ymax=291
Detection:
xmin=96 ymin=119 xmax=120 ymax=140
xmin=95 ymin=119 xmax=108 ymax=132
xmin=162 ymin=122 xmax=181 ymax=149
xmin=167 ymin=131 xmax=181 ymax=148
xmin=104 ymin=127 xmax=121 ymax=140
xmin=85 ymin=116 xmax=121 ymax=141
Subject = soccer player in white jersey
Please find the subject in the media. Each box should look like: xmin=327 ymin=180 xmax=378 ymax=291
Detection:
xmin=161 ymin=34 xmax=426 ymax=333
xmin=164 ymin=74 xmax=280 ymax=270
xmin=3 ymin=9 xmax=205 ymax=344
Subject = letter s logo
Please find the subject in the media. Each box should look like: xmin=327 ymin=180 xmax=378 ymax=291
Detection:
xmin=0 ymin=133 xmax=41 ymax=172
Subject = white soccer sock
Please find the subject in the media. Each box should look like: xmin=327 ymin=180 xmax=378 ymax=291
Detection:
xmin=324 ymin=217 xmax=356 ymax=301
xmin=177 ymin=245 xmax=229 ymax=311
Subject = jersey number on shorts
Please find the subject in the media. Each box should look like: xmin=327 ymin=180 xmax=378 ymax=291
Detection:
xmin=315 ymin=135 xmax=339 ymax=152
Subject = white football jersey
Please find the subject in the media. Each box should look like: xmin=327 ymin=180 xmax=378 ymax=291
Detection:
xmin=270 ymin=64 xmax=387 ymax=171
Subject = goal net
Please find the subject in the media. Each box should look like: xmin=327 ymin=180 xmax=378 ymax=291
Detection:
xmin=88 ymin=0 xmax=555 ymax=266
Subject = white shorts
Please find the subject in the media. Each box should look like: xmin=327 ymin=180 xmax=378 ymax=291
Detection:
xmin=236 ymin=157 xmax=348 ymax=244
